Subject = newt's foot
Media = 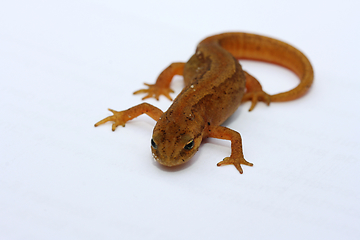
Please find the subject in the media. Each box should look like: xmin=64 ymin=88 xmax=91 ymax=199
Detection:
xmin=133 ymin=83 xmax=174 ymax=101
xmin=94 ymin=109 xmax=129 ymax=131
xmin=242 ymin=91 xmax=271 ymax=111
xmin=217 ymin=156 xmax=253 ymax=174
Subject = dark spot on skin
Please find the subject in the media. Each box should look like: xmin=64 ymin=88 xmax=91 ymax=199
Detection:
xmin=208 ymin=122 xmax=210 ymax=125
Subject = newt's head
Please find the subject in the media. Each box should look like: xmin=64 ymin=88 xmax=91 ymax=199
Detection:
xmin=151 ymin=110 xmax=204 ymax=167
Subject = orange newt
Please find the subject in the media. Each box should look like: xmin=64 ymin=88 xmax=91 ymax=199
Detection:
xmin=95 ymin=32 xmax=314 ymax=174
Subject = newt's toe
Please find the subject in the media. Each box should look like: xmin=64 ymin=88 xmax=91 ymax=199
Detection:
xmin=134 ymin=83 xmax=174 ymax=101
xmin=242 ymin=91 xmax=271 ymax=111
xmin=94 ymin=108 xmax=128 ymax=131
xmin=217 ymin=156 xmax=253 ymax=174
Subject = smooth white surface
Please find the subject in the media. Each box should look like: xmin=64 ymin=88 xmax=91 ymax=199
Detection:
xmin=1 ymin=0 xmax=359 ymax=239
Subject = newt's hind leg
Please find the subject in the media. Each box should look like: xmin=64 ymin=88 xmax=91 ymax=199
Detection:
xmin=134 ymin=62 xmax=185 ymax=101
xmin=241 ymin=71 xmax=271 ymax=111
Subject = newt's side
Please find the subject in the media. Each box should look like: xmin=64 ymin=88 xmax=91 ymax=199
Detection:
xmin=95 ymin=32 xmax=314 ymax=174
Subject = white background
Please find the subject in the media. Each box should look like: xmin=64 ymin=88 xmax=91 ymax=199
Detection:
xmin=1 ymin=0 xmax=359 ymax=239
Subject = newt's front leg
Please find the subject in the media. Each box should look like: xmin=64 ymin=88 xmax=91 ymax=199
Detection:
xmin=94 ymin=103 xmax=163 ymax=131
xmin=208 ymin=125 xmax=253 ymax=174
xmin=133 ymin=62 xmax=185 ymax=101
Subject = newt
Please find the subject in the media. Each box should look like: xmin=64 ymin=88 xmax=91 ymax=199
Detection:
xmin=95 ymin=32 xmax=314 ymax=174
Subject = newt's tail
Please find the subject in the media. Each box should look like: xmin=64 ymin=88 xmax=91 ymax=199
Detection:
xmin=200 ymin=32 xmax=314 ymax=102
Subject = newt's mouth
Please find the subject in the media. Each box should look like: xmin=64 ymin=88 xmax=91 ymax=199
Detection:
xmin=152 ymin=152 xmax=186 ymax=167
xmin=152 ymin=152 xmax=160 ymax=163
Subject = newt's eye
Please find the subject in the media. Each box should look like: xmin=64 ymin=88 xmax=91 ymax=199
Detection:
xmin=184 ymin=139 xmax=194 ymax=150
xmin=151 ymin=139 xmax=157 ymax=149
